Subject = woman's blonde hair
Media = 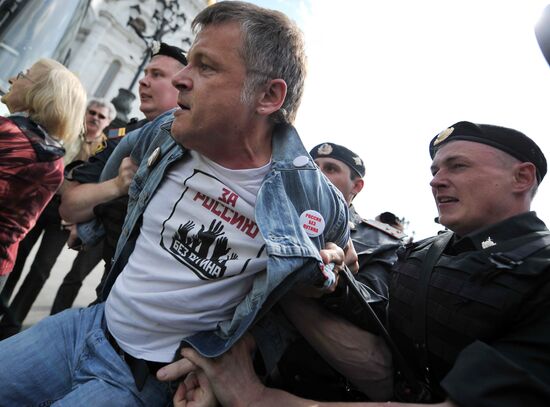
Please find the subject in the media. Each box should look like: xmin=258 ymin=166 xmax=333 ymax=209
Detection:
xmin=25 ymin=58 xmax=87 ymax=144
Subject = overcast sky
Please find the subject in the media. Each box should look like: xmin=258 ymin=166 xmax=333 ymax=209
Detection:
xmin=251 ymin=0 xmax=550 ymax=240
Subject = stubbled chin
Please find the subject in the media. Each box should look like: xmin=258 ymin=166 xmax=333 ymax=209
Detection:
xmin=170 ymin=119 xmax=189 ymax=142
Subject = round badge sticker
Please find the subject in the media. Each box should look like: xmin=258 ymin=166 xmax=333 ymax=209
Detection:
xmin=300 ymin=210 xmax=325 ymax=237
xmin=292 ymin=155 xmax=309 ymax=167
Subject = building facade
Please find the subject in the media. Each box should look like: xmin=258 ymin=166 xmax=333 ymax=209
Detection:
xmin=0 ymin=0 xmax=208 ymax=119
xmin=68 ymin=0 xmax=207 ymax=121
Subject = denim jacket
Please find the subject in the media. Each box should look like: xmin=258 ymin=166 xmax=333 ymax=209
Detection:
xmin=99 ymin=121 xmax=349 ymax=370
xmin=76 ymin=109 xmax=176 ymax=247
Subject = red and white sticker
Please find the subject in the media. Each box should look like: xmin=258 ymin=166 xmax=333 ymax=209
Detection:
xmin=300 ymin=210 xmax=325 ymax=237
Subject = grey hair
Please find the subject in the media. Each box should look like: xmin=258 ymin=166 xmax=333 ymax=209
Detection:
xmin=192 ymin=1 xmax=307 ymax=124
xmin=87 ymin=97 xmax=116 ymax=121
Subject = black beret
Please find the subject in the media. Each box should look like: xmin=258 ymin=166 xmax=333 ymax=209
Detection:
xmin=309 ymin=142 xmax=365 ymax=177
xmin=429 ymin=121 xmax=547 ymax=183
xmin=150 ymin=41 xmax=187 ymax=66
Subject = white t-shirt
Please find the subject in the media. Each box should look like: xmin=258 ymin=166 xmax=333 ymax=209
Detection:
xmin=105 ymin=151 xmax=270 ymax=362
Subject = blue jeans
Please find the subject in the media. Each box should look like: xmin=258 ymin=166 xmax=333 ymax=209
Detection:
xmin=0 ymin=303 xmax=171 ymax=406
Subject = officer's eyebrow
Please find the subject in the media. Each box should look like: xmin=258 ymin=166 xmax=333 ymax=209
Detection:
xmin=143 ymin=65 xmax=165 ymax=74
xmin=431 ymin=154 xmax=470 ymax=174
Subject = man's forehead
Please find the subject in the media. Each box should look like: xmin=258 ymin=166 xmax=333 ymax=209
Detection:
xmin=432 ymin=140 xmax=502 ymax=166
xmin=89 ymin=103 xmax=108 ymax=112
xmin=146 ymin=55 xmax=181 ymax=71
xmin=315 ymin=156 xmax=344 ymax=165
xmin=315 ymin=157 xmax=349 ymax=171
xmin=434 ymin=140 xmax=496 ymax=157
xmin=189 ymin=22 xmax=243 ymax=56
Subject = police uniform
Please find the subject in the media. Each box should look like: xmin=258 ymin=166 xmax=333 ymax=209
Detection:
xmin=350 ymin=206 xmax=405 ymax=305
xmin=274 ymin=207 xmax=406 ymax=402
xmin=389 ymin=122 xmax=550 ymax=405
xmin=310 ymin=142 xmax=406 ymax=328
xmin=67 ymin=41 xmax=187 ymax=185
xmin=68 ymin=42 xmax=187 ymax=271
xmin=67 ymin=118 xmax=147 ymax=184
xmin=274 ymin=143 xmax=406 ymax=401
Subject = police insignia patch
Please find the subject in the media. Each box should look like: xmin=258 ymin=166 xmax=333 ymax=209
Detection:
xmin=353 ymin=156 xmax=363 ymax=166
xmin=151 ymin=40 xmax=161 ymax=55
xmin=317 ymin=143 xmax=333 ymax=155
xmin=108 ymin=127 xmax=126 ymax=139
xmin=434 ymin=127 xmax=454 ymax=146
xmin=481 ymin=237 xmax=497 ymax=249
xmin=93 ymin=140 xmax=107 ymax=155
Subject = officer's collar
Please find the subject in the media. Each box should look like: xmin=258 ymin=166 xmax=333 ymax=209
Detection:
xmin=449 ymin=211 xmax=544 ymax=253
xmin=348 ymin=205 xmax=362 ymax=228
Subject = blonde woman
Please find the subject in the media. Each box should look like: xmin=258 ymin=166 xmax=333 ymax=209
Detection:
xmin=0 ymin=98 xmax=114 ymax=338
xmin=0 ymin=58 xmax=86 ymax=289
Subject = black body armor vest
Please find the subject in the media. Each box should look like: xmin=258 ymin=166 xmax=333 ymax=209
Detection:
xmin=389 ymin=232 xmax=550 ymax=397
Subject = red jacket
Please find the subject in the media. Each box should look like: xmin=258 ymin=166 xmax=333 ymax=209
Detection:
xmin=0 ymin=115 xmax=64 ymax=275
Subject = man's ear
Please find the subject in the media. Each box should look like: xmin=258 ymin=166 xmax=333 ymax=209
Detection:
xmin=513 ymin=162 xmax=537 ymax=193
xmin=352 ymin=178 xmax=364 ymax=196
xmin=256 ymin=79 xmax=287 ymax=117
xmin=349 ymin=178 xmax=364 ymax=202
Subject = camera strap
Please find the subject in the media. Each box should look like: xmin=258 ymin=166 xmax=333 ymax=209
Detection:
xmin=340 ymin=265 xmax=420 ymax=393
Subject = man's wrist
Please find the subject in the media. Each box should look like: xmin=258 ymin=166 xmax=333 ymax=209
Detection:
xmin=108 ymin=177 xmax=128 ymax=198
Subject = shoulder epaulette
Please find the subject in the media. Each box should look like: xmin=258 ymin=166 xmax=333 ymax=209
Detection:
xmin=107 ymin=127 xmax=127 ymax=139
xmin=363 ymin=218 xmax=408 ymax=240
xmin=92 ymin=139 xmax=107 ymax=155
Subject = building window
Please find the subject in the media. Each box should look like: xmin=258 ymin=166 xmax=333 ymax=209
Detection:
xmin=94 ymin=60 xmax=121 ymax=98
xmin=0 ymin=0 xmax=88 ymax=93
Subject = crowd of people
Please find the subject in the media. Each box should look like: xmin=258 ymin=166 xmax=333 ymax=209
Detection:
xmin=0 ymin=1 xmax=549 ymax=406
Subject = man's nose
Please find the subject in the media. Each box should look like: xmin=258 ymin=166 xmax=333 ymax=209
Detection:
xmin=172 ymin=66 xmax=192 ymax=91
xmin=429 ymin=171 xmax=447 ymax=189
xmin=139 ymin=75 xmax=149 ymax=87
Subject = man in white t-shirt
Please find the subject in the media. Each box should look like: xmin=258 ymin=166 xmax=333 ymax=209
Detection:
xmin=0 ymin=3 xmax=350 ymax=406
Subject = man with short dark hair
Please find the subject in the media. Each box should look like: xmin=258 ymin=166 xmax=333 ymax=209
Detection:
xmin=272 ymin=143 xmax=405 ymax=401
xmin=60 ymin=42 xmax=187 ymax=226
xmin=165 ymin=121 xmax=550 ymax=407
xmin=54 ymin=42 xmax=187 ymax=307
xmin=0 ymin=3 xmax=349 ymax=406
xmin=310 ymin=142 xmax=405 ymax=300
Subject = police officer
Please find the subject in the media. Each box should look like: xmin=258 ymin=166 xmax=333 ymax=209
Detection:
xmin=310 ymin=142 xmax=406 ymax=302
xmin=161 ymin=121 xmax=550 ymax=407
xmin=273 ymin=143 xmax=405 ymax=402
xmin=387 ymin=121 xmax=550 ymax=405
xmin=61 ymin=42 xmax=187 ymax=194
xmin=55 ymin=42 xmax=187 ymax=309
